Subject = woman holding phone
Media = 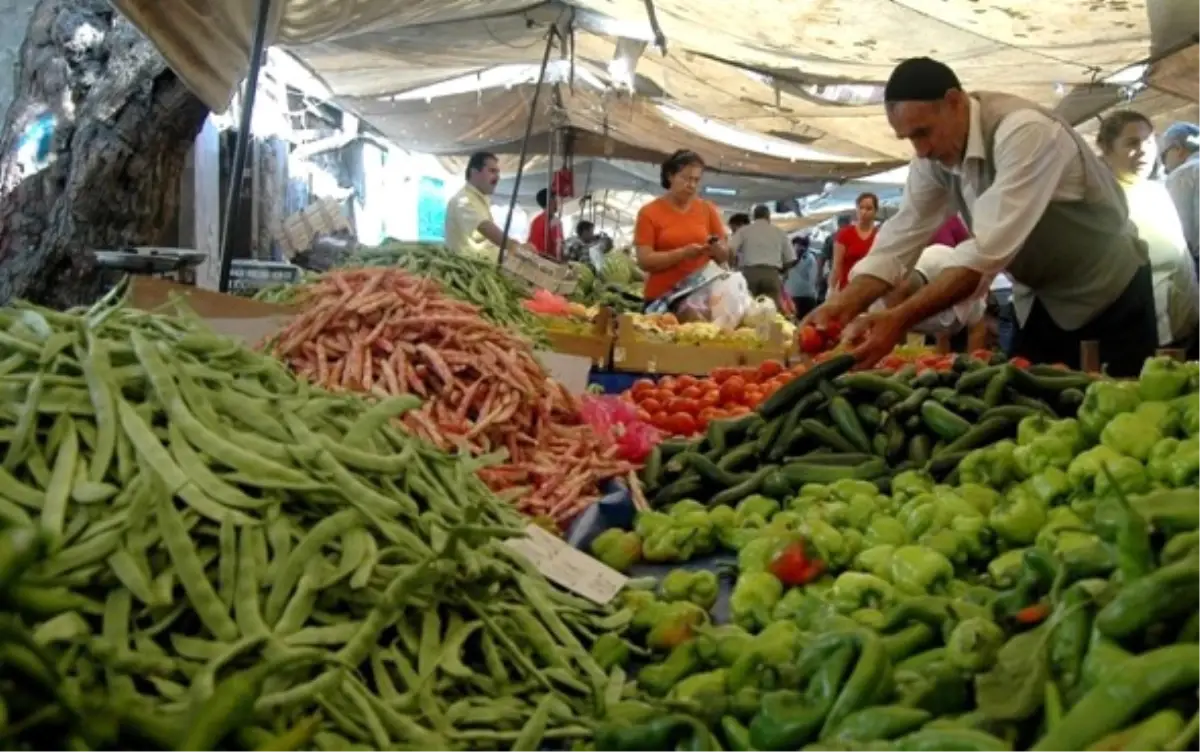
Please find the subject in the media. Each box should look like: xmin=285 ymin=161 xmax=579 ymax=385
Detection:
xmin=634 ymin=150 xmax=730 ymax=307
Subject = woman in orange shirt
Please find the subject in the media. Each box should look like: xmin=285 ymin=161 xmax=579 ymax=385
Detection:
xmin=634 ymin=150 xmax=730 ymax=304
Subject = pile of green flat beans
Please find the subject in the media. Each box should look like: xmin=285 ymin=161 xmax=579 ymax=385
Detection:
xmin=346 ymin=241 xmax=550 ymax=347
xmin=0 ymin=295 xmax=634 ymax=750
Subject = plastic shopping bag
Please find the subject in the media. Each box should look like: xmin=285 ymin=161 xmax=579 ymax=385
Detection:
xmin=579 ymin=395 xmax=661 ymax=463
xmin=707 ymin=271 xmax=752 ymax=331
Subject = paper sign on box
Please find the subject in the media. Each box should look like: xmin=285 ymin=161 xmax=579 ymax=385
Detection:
xmin=504 ymin=524 xmax=627 ymax=604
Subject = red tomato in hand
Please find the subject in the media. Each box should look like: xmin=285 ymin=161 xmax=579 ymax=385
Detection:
xmin=971 ymin=349 xmax=993 ymax=362
xmin=823 ymin=319 xmax=843 ymax=339
xmin=719 ymin=376 xmax=746 ymax=405
xmin=1010 ymin=356 xmax=1032 ymax=369
xmin=665 ymin=412 xmax=697 ymax=436
xmin=798 ymin=325 xmax=825 ymax=354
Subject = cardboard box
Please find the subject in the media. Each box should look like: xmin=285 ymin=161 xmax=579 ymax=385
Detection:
xmin=542 ymin=308 xmax=614 ymax=369
xmin=611 ymin=314 xmax=790 ymax=375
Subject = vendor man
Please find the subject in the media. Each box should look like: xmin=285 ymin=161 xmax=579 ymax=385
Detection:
xmin=872 ymin=243 xmax=988 ymax=351
xmin=444 ymin=151 xmax=532 ymax=262
xmin=806 ymin=57 xmax=1157 ymax=377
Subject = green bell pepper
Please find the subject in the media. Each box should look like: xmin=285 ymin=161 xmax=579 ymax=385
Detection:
xmin=1067 ymin=445 xmax=1124 ymax=495
xmin=1024 ymin=466 xmax=1072 ymax=506
xmin=1147 ymin=435 xmax=1199 ymax=487
xmin=890 ymin=545 xmax=955 ymax=595
xmin=660 ymin=569 xmax=720 ymax=610
xmin=634 ymin=510 xmax=673 ymax=538
xmin=949 ymin=514 xmax=991 ymax=561
xmin=959 ymin=440 xmax=1018 ymax=489
xmin=669 ymin=668 xmax=729 ymax=724
xmin=590 ymin=632 xmax=633 ymax=671
xmin=590 ymin=529 xmax=643 ymax=572
xmin=669 ymin=499 xmax=708 ymax=518
xmin=730 ymin=571 xmax=784 ymax=631
xmin=694 ymin=624 xmax=754 ymax=668
xmin=1147 ymin=437 xmax=1182 ymax=484
xmin=989 ymin=484 xmax=1048 ymax=545
xmin=946 ymin=617 xmax=1005 ymax=671
xmin=641 ymin=527 xmax=695 ymax=563
xmin=1091 ymin=483 xmax=1154 ymax=582
xmin=956 ymin=483 xmax=1001 ymax=516
xmin=830 ymin=478 xmax=881 ymax=501
xmin=1172 ymin=391 xmax=1199 ymax=435
xmin=1135 ymin=399 xmax=1181 ymax=435
xmin=798 ymin=482 xmax=832 ymax=499
xmin=855 ymin=545 xmax=896 ymax=580
xmin=639 ymin=641 xmax=701 ymax=696
xmin=892 ymin=470 xmax=935 ymax=502
xmin=1055 ymin=530 xmax=1115 ymax=578
xmin=677 ymin=510 xmax=718 ymax=554
xmin=645 ymin=601 xmax=708 ymax=651
xmin=768 ymin=510 xmax=806 ymax=532
xmin=728 ymin=620 xmax=804 ymax=692
xmin=1078 ymin=379 xmax=1141 ymax=439
xmin=596 ymin=712 xmax=718 ymax=751
xmin=897 ymin=496 xmax=938 ymax=541
xmin=920 ymin=528 xmax=968 ymax=564
xmin=1035 ymin=506 xmax=1086 ymax=551
xmin=831 ymin=571 xmax=896 ymax=611
xmin=806 ymin=518 xmax=848 ymax=567
xmin=773 ymin=587 xmax=823 ymax=624
xmin=985 ymin=548 xmax=1028 ymax=588
xmin=1138 ymin=355 xmax=1192 ymax=401
xmin=738 ymin=532 xmax=788 ymax=574
xmin=1013 ymin=417 xmax=1083 ymax=478
xmin=1099 ymin=410 xmax=1163 ymax=461
xmin=844 ymin=493 xmax=877 ymax=530
xmin=825 ymin=705 xmax=931 ymax=744
xmin=736 ymin=494 xmax=780 ymax=524
xmin=1092 ymin=455 xmax=1149 ymax=497
xmin=865 ymin=515 xmax=909 ymax=548
xmin=750 ymin=643 xmax=857 ymax=751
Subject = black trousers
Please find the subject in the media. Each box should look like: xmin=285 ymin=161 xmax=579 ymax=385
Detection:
xmin=1010 ymin=265 xmax=1157 ymax=378
xmin=792 ymin=296 xmax=818 ymax=321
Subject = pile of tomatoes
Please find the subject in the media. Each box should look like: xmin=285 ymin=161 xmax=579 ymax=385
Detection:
xmin=619 ymin=360 xmax=806 ymax=437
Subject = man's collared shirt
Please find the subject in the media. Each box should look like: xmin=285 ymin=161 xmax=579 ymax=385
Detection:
xmin=732 ymin=218 xmax=795 ymax=269
xmin=852 ymin=96 xmax=1086 ymax=290
xmin=445 ymin=183 xmax=499 ymax=262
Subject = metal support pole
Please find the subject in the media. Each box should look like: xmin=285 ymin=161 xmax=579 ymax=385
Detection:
xmin=497 ymin=27 xmax=556 ymax=267
xmin=217 ymin=0 xmax=273 ymax=293
xmin=544 ymin=126 xmax=555 ymax=257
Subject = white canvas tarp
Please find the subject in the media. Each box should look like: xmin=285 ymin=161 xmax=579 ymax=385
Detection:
xmin=115 ymin=0 xmax=1197 ymax=175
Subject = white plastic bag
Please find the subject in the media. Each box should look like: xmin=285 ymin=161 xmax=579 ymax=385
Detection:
xmin=743 ymin=295 xmax=779 ymax=328
xmin=707 ymin=271 xmax=752 ymax=331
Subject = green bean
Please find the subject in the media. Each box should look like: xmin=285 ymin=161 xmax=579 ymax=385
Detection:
xmin=4 ymin=373 xmax=43 ymax=471
xmin=264 ymin=510 xmax=362 ymax=626
xmin=273 ymin=559 xmax=328 ymax=637
xmin=106 ymin=549 xmax=159 ymax=607
xmin=155 ymin=493 xmax=238 ymax=641
xmin=218 ymin=515 xmax=238 ymax=609
xmin=235 ymin=527 xmax=270 ymax=640
xmin=167 ymin=421 xmax=273 ymax=511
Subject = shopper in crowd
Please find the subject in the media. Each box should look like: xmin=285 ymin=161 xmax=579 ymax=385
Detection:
xmin=728 ymin=213 xmax=751 ymax=236
xmin=829 ymin=192 xmax=879 ymax=294
xmin=1096 ymin=110 xmax=1198 ymax=352
xmin=818 ymin=215 xmax=850 ymax=301
xmin=633 ymin=150 xmax=730 ymax=305
xmin=564 ymin=219 xmax=613 ymax=266
xmin=785 ymin=235 xmax=821 ymax=320
xmin=731 ymin=204 xmax=795 ymax=302
xmin=444 ymin=151 xmax=531 ymax=262
xmin=1160 ymin=122 xmax=1199 ymax=261
xmin=804 ymin=57 xmax=1158 ymax=376
xmin=527 ymin=188 xmax=564 ymax=260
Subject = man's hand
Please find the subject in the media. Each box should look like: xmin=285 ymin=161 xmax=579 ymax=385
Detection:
xmin=799 ymin=296 xmax=855 ymax=332
xmin=843 ymin=310 xmax=910 ymax=368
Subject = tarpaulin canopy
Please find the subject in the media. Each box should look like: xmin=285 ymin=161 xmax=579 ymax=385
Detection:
xmin=115 ymin=0 xmax=1197 ymax=175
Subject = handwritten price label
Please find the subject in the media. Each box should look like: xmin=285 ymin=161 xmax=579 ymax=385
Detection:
xmin=504 ymin=524 xmax=627 ymax=604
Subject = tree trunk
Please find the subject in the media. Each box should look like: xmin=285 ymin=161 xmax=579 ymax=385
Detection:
xmin=0 ymin=0 xmax=209 ymax=308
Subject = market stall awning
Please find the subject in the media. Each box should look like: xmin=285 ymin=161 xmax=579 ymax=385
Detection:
xmin=114 ymin=0 xmax=1197 ymax=169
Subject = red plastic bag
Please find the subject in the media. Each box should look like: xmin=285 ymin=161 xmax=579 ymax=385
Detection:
xmin=579 ymin=395 xmax=661 ymax=463
xmin=523 ymin=289 xmax=573 ymax=316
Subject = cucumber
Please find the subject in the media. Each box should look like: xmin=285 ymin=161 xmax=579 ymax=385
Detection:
xmin=828 ymin=396 xmax=872 ymax=453
xmin=954 ymin=364 xmax=1005 ymax=393
xmin=756 ymin=415 xmax=787 ymax=454
xmin=653 ymin=475 xmax=704 ymax=507
xmin=789 ymin=451 xmax=878 ymax=466
xmin=876 ymin=390 xmax=902 ymax=410
xmin=934 ymin=416 xmax=1013 ymax=456
xmin=907 ymin=434 xmax=932 ymax=465
xmin=1004 ymin=389 xmax=1058 ymax=417
xmin=882 ymin=416 xmax=907 ymax=460
xmin=856 ymin=404 xmax=883 ymax=430
xmin=835 ymin=372 xmax=915 ymax=399
xmin=708 ymin=467 xmax=772 ymax=507
xmin=980 ymin=405 xmax=1041 ymax=422
xmin=768 ymin=396 xmax=813 ymax=461
xmin=706 ymin=414 xmax=763 ymax=454
xmin=759 ymin=353 xmax=856 ymax=418
xmin=892 ymin=388 xmax=930 ymax=418
xmin=954 ymin=354 xmax=986 ymax=372
xmin=871 ymin=432 xmax=889 ymax=457
xmin=952 ymin=395 xmax=989 ymax=417
xmin=642 ymin=446 xmax=664 ymax=490
xmin=911 ymin=370 xmax=941 ymax=389
xmin=800 ymin=419 xmax=859 ymax=454
xmin=688 ymin=453 xmax=746 ymax=488
xmin=930 ymin=387 xmax=957 ymax=404
xmin=657 ymin=438 xmax=696 ymax=460
xmin=781 ymin=457 xmax=888 ymax=487
xmin=760 ymin=469 xmax=792 ymax=500
xmin=904 ymin=414 xmax=923 ymax=432
xmin=718 ymin=442 xmax=760 ymax=473
xmin=926 ymin=451 xmax=968 ymax=479
xmin=894 ymin=364 xmax=918 ymax=382
xmin=1010 ymin=367 xmax=1094 ymax=395
xmin=982 ymin=365 xmax=1014 ymax=407
xmin=919 ymin=401 xmax=972 ymax=441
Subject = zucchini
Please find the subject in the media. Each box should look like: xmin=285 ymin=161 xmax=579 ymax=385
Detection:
xmin=759 ymin=353 xmax=856 ymax=418
xmin=828 ymin=396 xmax=872 ymax=453
xmin=934 ymin=416 xmax=1013 ymax=456
xmin=709 ymin=467 xmax=772 ymax=507
xmin=652 ymin=475 xmax=704 ymax=507
xmin=919 ymin=401 xmax=972 ymax=441
xmin=688 ymin=454 xmax=746 ymax=488
xmin=835 ymin=372 xmax=915 ymax=399
xmin=907 ymin=434 xmax=932 ymax=465
xmin=954 ymin=364 xmax=1005 ymax=393
xmin=781 ymin=457 xmax=888 ymax=487
xmin=800 ymin=419 xmax=859 ymax=454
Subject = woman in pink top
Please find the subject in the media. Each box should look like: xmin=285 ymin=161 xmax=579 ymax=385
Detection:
xmin=931 ymin=215 xmax=970 ymax=248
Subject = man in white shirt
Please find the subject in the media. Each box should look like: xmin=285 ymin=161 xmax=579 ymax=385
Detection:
xmin=805 ymin=57 xmax=1156 ymax=377
xmin=1161 ymin=122 xmax=1199 ymax=262
xmin=732 ymin=204 xmax=796 ymax=301
xmin=872 ymin=244 xmax=987 ymax=345
xmin=444 ymin=152 xmax=531 ymax=262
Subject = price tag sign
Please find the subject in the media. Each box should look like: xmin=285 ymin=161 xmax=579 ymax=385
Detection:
xmin=504 ymin=524 xmax=628 ymax=604
xmin=613 ymin=346 xmax=626 ymax=363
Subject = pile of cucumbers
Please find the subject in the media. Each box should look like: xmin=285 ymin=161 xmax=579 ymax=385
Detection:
xmin=640 ymin=353 xmax=1096 ymax=508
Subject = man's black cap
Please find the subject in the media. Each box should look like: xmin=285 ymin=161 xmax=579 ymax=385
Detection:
xmin=884 ymin=57 xmax=963 ymax=103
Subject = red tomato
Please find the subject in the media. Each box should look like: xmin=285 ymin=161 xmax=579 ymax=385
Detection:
xmin=971 ymin=349 xmax=993 ymax=362
xmin=788 ymin=365 xmax=808 ymax=379
xmin=823 ymin=319 xmax=843 ymax=339
xmin=719 ymin=376 xmax=746 ymax=405
xmin=742 ymin=387 xmax=764 ymax=407
xmin=668 ymin=398 xmax=701 ymax=415
xmin=650 ymin=410 xmax=670 ymax=428
xmin=726 ymin=404 xmax=751 ymax=416
xmin=710 ymin=367 xmax=738 ymax=384
xmin=619 ymin=391 xmax=636 ymax=404
xmin=658 ymin=376 xmax=679 ymax=393
xmin=665 ymin=412 xmax=697 ymax=436
xmin=699 ymin=389 xmax=721 ymax=408
xmin=676 ymin=374 xmax=698 ymax=389
xmin=757 ymin=360 xmax=785 ymax=380
xmin=636 ymin=408 xmax=652 ymax=423
xmin=631 ymin=378 xmax=656 ymax=396
xmin=679 ymin=385 xmax=704 ymax=400
xmin=1010 ymin=356 xmax=1032 ymax=369
xmin=640 ymin=398 xmax=663 ymax=415
xmin=879 ymin=354 xmax=905 ymax=371
xmin=650 ymin=389 xmax=674 ymax=405
xmin=698 ymin=406 xmax=722 ymax=426
xmin=797 ymin=325 xmax=825 ymax=354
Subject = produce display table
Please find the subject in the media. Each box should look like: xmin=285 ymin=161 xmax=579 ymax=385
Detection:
xmin=611 ymin=313 xmax=792 ymax=375
xmin=543 ymin=308 xmax=615 ymax=368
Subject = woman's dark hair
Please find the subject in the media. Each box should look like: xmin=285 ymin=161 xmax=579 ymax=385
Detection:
xmin=1096 ymin=110 xmax=1154 ymax=153
xmin=660 ymin=150 xmax=706 ymax=190
xmin=536 ymin=188 xmax=550 ymax=209
xmin=856 ymin=192 xmax=879 ymax=210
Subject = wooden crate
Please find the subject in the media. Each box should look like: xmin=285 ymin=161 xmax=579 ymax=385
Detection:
xmin=542 ymin=308 xmax=614 ymax=368
xmin=501 ymin=246 xmax=578 ymax=296
xmin=275 ymin=199 xmax=353 ymax=258
xmin=610 ymin=314 xmax=790 ymax=375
